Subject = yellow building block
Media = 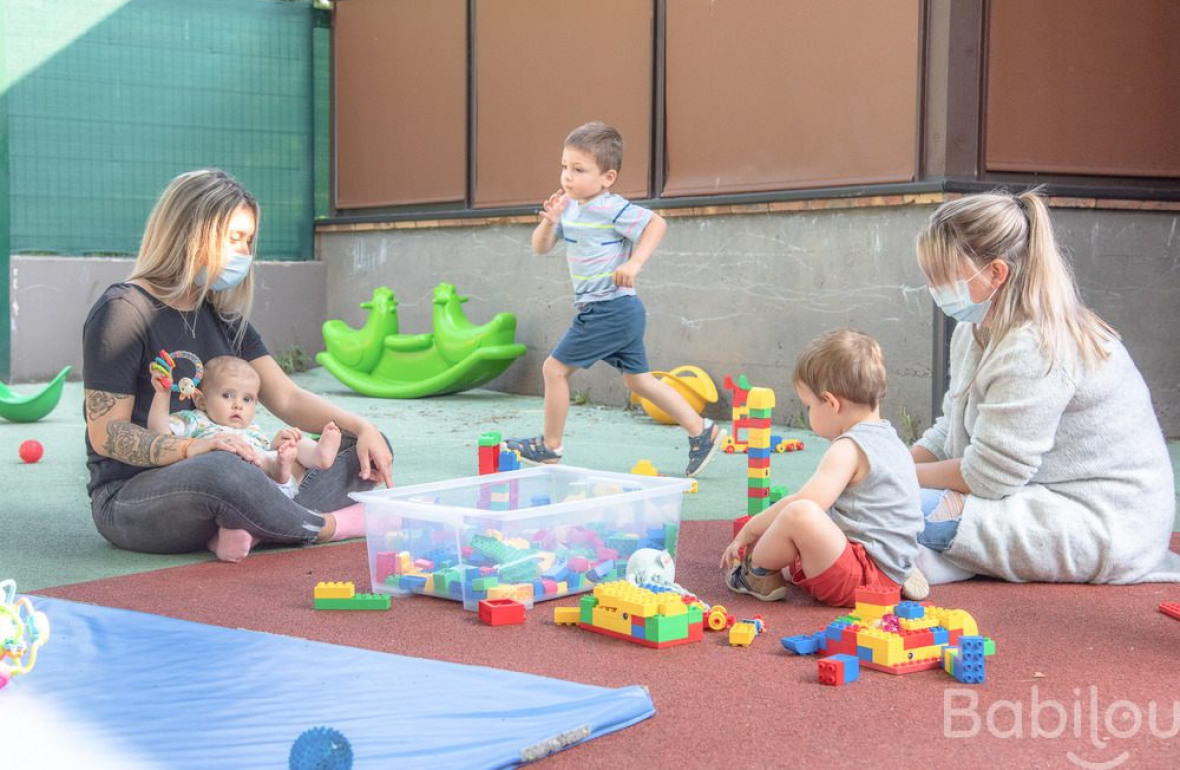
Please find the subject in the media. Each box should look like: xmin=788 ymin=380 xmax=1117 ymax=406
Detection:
xmin=557 ymin=581 xmax=568 ymax=594
xmin=631 ymin=459 xmax=659 ymax=476
xmin=489 ymin=583 xmax=535 ymax=602
xmin=746 ymin=427 xmax=772 ymax=446
xmin=729 ymin=622 xmax=758 ymax=647
xmin=936 ymin=608 xmax=979 ymax=636
xmin=747 ymin=387 xmax=776 ymax=410
xmin=853 ymin=601 xmax=889 ymax=622
xmin=554 ymin=606 xmax=581 ymax=625
xmin=858 ymin=627 xmax=904 ymax=665
xmin=314 ymin=581 xmax=355 ymax=600
xmin=592 ymin=605 xmax=634 ymax=635
xmin=657 ymin=594 xmax=687 ymax=616
xmin=593 ymin=581 xmax=660 ymax=618
xmin=747 ymin=467 xmax=771 ymax=480
xmin=899 ymin=615 xmax=938 ymax=631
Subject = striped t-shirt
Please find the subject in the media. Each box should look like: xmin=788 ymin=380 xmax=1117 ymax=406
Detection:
xmin=555 ymin=192 xmax=654 ymax=304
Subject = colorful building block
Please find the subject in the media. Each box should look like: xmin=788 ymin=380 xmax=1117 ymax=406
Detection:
xmin=314 ymin=593 xmax=391 ymax=611
xmin=479 ymin=598 xmax=527 ymax=626
xmin=819 ymin=654 xmax=860 ymax=686
xmin=314 ymin=581 xmax=356 ymax=600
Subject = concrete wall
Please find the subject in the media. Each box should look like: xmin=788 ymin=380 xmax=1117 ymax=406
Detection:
xmin=319 ymin=207 xmax=938 ymax=442
xmin=11 ymin=203 xmax=1177 ymax=438
xmin=317 ymin=205 xmax=1180 ymax=439
xmin=9 ymin=256 xmax=325 ymax=382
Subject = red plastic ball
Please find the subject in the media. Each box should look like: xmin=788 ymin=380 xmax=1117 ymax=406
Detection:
xmin=19 ymin=440 xmax=43 ymax=463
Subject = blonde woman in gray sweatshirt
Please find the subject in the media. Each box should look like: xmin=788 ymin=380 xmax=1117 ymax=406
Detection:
xmin=911 ymin=190 xmax=1179 ymax=585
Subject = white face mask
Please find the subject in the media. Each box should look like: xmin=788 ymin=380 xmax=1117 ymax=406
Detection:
xmin=928 ymin=263 xmax=997 ymax=324
xmin=196 ymin=251 xmax=254 ymax=291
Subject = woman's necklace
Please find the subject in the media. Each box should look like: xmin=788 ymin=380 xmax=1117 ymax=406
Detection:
xmin=177 ymin=305 xmax=199 ymax=339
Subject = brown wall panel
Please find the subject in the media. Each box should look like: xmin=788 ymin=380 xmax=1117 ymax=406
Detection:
xmin=474 ymin=0 xmax=652 ymax=208
xmin=986 ymin=0 xmax=1180 ymax=177
xmin=663 ymin=0 xmax=921 ymax=197
xmin=334 ymin=0 xmax=467 ymax=209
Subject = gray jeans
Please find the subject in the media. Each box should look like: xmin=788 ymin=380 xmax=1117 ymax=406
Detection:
xmin=91 ymin=432 xmax=388 ymax=554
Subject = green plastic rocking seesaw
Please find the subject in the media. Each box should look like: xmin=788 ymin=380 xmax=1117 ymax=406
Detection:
xmin=317 ymin=283 xmax=527 ymax=399
xmin=0 ymin=366 xmax=71 ymax=422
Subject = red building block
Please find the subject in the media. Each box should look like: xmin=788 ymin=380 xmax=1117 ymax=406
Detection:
xmin=478 ymin=598 xmax=527 ymax=626
xmin=854 ymin=586 xmax=901 ymax=607
xmin=1160 ymin=601 xmax=1180 ymax=621
xmin=818 ymin=658 xmax=845 ymax=686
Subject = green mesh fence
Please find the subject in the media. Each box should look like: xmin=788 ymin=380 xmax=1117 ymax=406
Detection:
xmin=6 ymin=0 xmax=318 ymax=260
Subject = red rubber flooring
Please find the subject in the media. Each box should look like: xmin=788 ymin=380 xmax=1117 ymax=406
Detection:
xmin=40 ymin=525 xmax=1180 ymax=768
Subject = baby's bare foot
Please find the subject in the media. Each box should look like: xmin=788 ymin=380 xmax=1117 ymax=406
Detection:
xmin=273 ymin=439 xmax=297 ymax=484
xmin=207 ymin=527 xmax=259 ymax=563
xmin=313 ymin=421 xmax=342 ymax=470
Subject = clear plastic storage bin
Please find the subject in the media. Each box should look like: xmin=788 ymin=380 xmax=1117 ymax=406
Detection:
xmin=353 ymin=465 xmax=691 ymax=610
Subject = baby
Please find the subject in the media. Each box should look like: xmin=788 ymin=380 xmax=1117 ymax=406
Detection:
xmin=149 ymin=355 xmax=341 ymax=496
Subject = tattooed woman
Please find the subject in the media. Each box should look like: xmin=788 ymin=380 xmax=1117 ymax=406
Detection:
xmin=83 ymin=169 xmax=392 ymax=563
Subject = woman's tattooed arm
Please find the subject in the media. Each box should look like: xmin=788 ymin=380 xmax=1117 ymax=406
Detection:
xmin=85 ymin=388 xmax=189 ymax=466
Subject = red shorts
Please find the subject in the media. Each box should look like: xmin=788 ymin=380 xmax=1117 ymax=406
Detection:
xmin=789 ymin=541 xmax=899 ymax=608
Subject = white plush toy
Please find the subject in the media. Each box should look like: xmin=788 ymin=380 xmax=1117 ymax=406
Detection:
xmin=625 ymin=547 xmax=677 ymax=586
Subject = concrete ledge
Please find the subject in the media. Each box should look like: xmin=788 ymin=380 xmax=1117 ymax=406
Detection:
xmin=8 ymin=257 xmax=326 ymax=382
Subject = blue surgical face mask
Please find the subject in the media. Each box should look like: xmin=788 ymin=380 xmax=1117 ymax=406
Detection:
xmin=928 ymin=263 xmax=997 ymax=324
xmin=196 ymin=250 xmax=253 ymax=291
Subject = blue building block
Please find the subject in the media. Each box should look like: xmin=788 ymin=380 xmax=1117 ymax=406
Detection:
xmin=931 ymin=627 xmax=949 ymax=645
xmin=894 ymin=600 xmax=925 ymax=619
xmin=825 ymin=620 xmax=851 ymax=641
xmin=781 ymin=635 xmax=820 ymax=655
xmin=959 ymin=635 xmax=986 ymax=654
xmin=828 ymin=653 xmax=860 ymax=683
xmin=400 ymin=575 xmax=428 ymax=592
xmin=952 ymin=655 xmax=986 ymax=684
xmin=857 ymin=645 xmax=874 ymax=661
xmin=747 ymin=446 xmax=771 ymax=460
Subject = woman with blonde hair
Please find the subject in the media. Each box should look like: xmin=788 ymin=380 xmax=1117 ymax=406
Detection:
xmin=83 ymin=169 xmax=393 ymax=562
xmin=911 ymin=189 xmax=1178 ymax=584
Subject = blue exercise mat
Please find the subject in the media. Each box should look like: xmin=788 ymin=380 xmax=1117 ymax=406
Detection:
xmin=0 ymin=597 xmax=654 ymax=768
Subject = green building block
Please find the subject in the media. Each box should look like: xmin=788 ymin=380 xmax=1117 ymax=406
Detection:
xmin=646 ymin=612 xmax=690 ymax=643
xmin=580 ymin=593 xmax=599 ymax=625
xmin=314 ymin=593 xmax=391 ymax=611
xmin=748 ymin=476 xmax=771 ymax=489
xmin=768 ymin=486 xmax=788 ymax=504
xmin=471 ymin=576 xmax=499 ymax=591
xmin=747 ymin=497 xmax=770 ymax=515
xmin=478 ymin=431 xmax=502 ymax=446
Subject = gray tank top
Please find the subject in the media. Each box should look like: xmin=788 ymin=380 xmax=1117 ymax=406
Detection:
xmin=829 ymin=420 xmax=923 ymax=584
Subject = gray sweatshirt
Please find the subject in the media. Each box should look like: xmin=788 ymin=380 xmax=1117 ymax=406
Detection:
xmin=916 ymin=323 xmax=1180 ymax=583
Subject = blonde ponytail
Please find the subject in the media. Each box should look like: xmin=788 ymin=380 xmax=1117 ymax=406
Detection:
xmin=918 ymin=189 xmax=1116 ymax=375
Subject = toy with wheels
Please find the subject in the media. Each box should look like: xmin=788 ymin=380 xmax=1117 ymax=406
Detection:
xmin=0 ymin=579 xmax=50 ymax=689
xmin=317 ymin=283 xmax=527 ymax=398
xmin=0 ymin=366 xmax=70 ymax=423
xmin=629 ymin=365 xmax=718 ymax=425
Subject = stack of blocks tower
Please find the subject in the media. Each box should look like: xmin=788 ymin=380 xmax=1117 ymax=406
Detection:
xmin=744 ymin=386 xmax=778 ymax=515
xmin=725 ymin=376 xmax=792 ymax=537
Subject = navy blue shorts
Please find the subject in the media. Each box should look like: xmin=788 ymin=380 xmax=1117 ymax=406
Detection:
xmin=551 ymin=294 xmax=649 ymax=374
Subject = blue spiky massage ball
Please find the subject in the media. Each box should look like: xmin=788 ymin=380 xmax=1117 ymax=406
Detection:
xmin=289 ymin=726 xmax=353 ymax=770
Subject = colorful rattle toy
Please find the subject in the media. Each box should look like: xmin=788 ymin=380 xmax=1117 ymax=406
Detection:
xmin=149 ymin=349 xmax=204 ymax=399
xmin=0 ymin=579 xmax=50 ymax=689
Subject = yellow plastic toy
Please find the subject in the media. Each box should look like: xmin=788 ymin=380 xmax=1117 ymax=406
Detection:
xmin=629 ymin=365 xmax=718 ymax=425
